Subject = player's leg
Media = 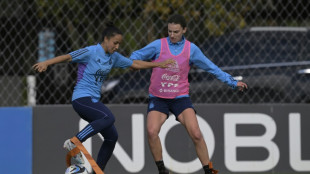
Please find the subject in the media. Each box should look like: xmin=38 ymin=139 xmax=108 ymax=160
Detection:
xmin=177 ymin=108 xmax=210 ymax=165
xmin=72 ymin=97 xmax=116 ymax=142
xmin=147 ymin=110 xmax=167 ymax=160
xmin=97 ymin=125 xmax=118 ymax=171
xmin=147 ymin=97 xmax=170 ymax=174
xmin=66 ymin=97 xmax=116 ymax=164
xmin=171 ymin=98 xmax=218 ymax=174
xmin=178 ymin=108 xmax=218 ymax=173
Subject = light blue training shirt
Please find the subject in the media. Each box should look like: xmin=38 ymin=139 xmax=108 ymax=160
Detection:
xmin=129 ymin=36 xmax=238 ymax=98
xmin=69 ymin=43 xmax=133 ymax=102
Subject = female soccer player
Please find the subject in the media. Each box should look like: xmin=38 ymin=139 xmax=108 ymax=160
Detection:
xmin=33 ymin=22 xmax=174 ymax=172
xmin=130 ymin=14 xmax=248 ymax=174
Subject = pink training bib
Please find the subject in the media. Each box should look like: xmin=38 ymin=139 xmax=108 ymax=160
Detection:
xmin=149 ymin=38 xmax=191 ymax=98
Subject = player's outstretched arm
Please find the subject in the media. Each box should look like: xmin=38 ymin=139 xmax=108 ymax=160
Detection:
xmin=131 ymin=58 xmax=175 ymax=69
xmin=32 ymin=54 xmax=72 ymax=72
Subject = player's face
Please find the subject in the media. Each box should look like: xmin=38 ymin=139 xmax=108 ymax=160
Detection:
xmin=104 ymin=34 xmax=123 ymax=54
xmin=168 ymin=23 xmax=186 ymax=43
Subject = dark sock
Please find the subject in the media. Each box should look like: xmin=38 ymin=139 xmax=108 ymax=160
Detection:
xmin=156 ymin=160 xmax=165 ymax=170
xmin=156 ymin=160 xmax=168 ymax=173
xmin=204 ymin=164 xmax=219 ymax=174
xmin=203 ymin=164 xmax=211 ymax=174
xmin=203 ymin=164 xmax=210 ymax=170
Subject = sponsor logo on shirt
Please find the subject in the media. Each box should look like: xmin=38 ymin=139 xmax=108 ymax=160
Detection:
xmin=159 ymin=88 xmax=179 ymax=93
xmin=161 ymin=73 xmax=180 ymax=81
xmin=93 ymin=69 xmax=108 ymax=84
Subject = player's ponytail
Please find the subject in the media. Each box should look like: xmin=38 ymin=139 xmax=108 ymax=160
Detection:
xmin=102 ymin=21 xmax=123 ymax=40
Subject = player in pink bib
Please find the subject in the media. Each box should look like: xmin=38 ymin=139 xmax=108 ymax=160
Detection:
xmin=149 ymin=38 xmax=191 ymax=98
xmin=130 ymin=14 xmax=248 ymax=174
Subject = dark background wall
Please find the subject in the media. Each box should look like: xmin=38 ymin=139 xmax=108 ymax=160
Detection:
xmin=31 ymin=104 xmax=310 ymax=174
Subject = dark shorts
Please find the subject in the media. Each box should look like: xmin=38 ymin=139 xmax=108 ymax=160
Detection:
xmin=147 ymin=97 xmax=195 ymax=120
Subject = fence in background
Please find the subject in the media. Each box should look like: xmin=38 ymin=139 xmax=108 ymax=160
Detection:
xmin=1 ymin=0 xmax=310 ymax=106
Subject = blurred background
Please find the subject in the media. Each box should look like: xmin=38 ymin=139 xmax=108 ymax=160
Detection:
xmin=1 ymin=0 xmax=310 ymax=106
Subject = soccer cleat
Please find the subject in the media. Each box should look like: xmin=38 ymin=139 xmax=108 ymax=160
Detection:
xmin=64 ymin=139 xmax=85 ymax=164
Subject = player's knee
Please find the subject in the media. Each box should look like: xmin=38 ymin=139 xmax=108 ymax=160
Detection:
xmin=147 ymin=127 xmax=159 ymax=139
xmin=107 ymin=115 xmax=116 ymax=124
xmin=105 ymin=137 xmax=118 ymax=145
xmin=190 ymin=130 xmax=203 ymax=143
xmin=100 ymin=128 xmax=118 ymax=142
xmin=110 ymin=131 xmax=118 ymax=142
xmin=103 ymin=133 xmax=118 ymax=143
xmin=99 ymin=116 xmax=115 ymax=127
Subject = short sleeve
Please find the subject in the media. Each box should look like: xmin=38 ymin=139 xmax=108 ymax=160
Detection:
xmin=69 ymin=47 xmax=92 ymax=63
xmin=112 ymin=52 xmax=133 ymax=68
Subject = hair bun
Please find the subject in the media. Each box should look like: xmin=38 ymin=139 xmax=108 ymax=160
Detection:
xmin=106 ymin=21 xmax=114 ymax=27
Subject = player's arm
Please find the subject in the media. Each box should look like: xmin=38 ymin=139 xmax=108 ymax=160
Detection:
xmin=129 ymin=40 xmax=161 ymax=70
xmin=32 ymin=54 xmax=72 ymax=72
xmin=190 ymin=44 xmax=248 ymax=91
xmin=131 ymin=59 xmax=175 ymax=69
xmin=130 ymin=40 xmax=160 ymax=61
xmin=113 ymin=52 xmax=174 ymax=70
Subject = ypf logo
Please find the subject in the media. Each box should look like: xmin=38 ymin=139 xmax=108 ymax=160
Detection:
xmin=94 ymin=69 xmax=108 ymax=84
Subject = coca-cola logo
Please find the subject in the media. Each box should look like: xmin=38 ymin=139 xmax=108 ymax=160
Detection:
xmin=161 ymin=74 xmax=180 ymax=81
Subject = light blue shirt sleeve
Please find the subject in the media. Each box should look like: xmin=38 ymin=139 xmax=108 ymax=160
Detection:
xmin=129 ymin=39 xmax=161 ymax=61
xmin=189 ymin=43 xmax=238 ymax=88
xmin=130 ymin=37 xmax=237 ymax=88
xmin=112 ymin=52 xmax=133 ymax=68
xmin=69 ymin=47 xmax=92 ymax=63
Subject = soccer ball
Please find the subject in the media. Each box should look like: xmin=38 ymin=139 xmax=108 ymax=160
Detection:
xmin=65 ymin=164 xmax=88 ymax=174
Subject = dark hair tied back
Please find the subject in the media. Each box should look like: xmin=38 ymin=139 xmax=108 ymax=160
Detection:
xmin=102 ymin=21 xmax=122 ymax=40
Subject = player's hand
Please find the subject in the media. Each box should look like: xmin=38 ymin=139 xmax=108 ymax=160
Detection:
xmin=32 ymin=62 xmax=48 ymax=72
xmin=159 ymin=58 xmax=176 ymax=68
xmin=237 ymin=81 xmax=248 ymax=92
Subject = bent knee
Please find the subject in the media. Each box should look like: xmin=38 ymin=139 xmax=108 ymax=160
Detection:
xmin=98 ymin=116 xmax=115 ymax=127
xmin=105 ymin=133 xmax=118 ymax=142
xmin=147 ymin=127 xmax=160 ymax=139
xmin=190 ymin=131 xmax=204 ymax=142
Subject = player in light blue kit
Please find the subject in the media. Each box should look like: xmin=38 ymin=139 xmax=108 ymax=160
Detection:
xmin=130 ymin=14 xmax=248 ymax=174
xmin=33 ymin=22 xmax=174 ymax=172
